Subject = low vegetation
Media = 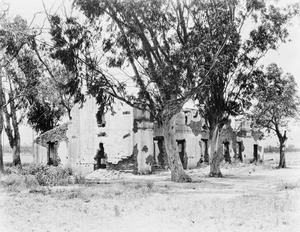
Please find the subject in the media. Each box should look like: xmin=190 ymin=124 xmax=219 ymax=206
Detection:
xmin=0 ymin=164 xmax=82 ymax=192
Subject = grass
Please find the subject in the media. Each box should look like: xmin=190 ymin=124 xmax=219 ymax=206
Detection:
xmin=0 ymin=164 xmax=80 ymax=192
xmin=1 ymin=160 xmax=299 ymax=231
xmin=1 ymin=180 xmax=299 ymax=232
xmin=277 ymin=180 xmax=300 ymax=191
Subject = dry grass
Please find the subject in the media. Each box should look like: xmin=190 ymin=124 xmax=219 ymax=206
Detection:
xmin=1 ymin=179 xmax=299 ymax=232
xmin=1 ymin=161 xmax=300 ymax=232
xmin=277 ymin=180 xmax=300 ymax=191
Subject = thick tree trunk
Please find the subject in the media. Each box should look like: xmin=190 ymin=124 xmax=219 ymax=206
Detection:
xmin=0 ymin=130 xmax=3 ymax=173
xmin=163 ymin=115 xmax=191 ymax=182
xmin=3 ymin=92 xmax=22 ymax=166
xmin=278 ymin=143 xmax=286 ymax=168
xmin=12 ymin=136 xmax=21 ymax=166
xmin=0 ymin=92 xmax=4 ymax=172
xmin=209 ymin=125 xmax=223 ymax=177
xmin=276 ymin=129 xmax=287 ymax=169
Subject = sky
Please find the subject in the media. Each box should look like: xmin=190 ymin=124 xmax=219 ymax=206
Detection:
xmin=2 ymin=0 xmax=300 ymax=147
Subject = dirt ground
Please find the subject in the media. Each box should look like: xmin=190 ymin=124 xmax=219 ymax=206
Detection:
xmin=0 ymin=161 xmax=299 ymax=232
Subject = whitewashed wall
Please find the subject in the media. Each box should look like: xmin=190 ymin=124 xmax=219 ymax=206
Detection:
xmin=67 ymin=97 xmax=98 ymax=174
xmin=57 ymin=141 xmax=68 ymax=166
xmin=33 ymin=144 xmax=47 ymax=164
xmin=100 ymin=101 xmax=134 ymax=165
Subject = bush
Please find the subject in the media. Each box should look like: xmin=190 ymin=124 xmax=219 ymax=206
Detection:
xmin=2 ymin=164 xmax=74 ymax=188
xmin=34 ymin=165 xmax=72 ymax=186
xmin=277 ymin=181 xmax=299 ymax=191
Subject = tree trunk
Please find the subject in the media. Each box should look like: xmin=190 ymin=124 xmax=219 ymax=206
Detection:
xmin=163 ymin=115 xmax=191 ymax=182
xmin=278 ymin=143 xmax=286 ymax=168
xmin=0 ymin=85 xmax=4 ymax=172
xmin=209 ymin=125 xmax=223 ymax=177
xmin=276 ymin=129 xmax=287 ymax=169
xmin=3 ymin=92 xmax=22 ymax=166
xmin=12 ymin=136 xmax=21 ymax=166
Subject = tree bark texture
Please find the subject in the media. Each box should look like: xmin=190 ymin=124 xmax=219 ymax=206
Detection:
xmin=163 ymin=115 xmax=191 ymax=182
xmin=278 ymin=143 xmax=286 ymax=168
xmin=0 ymin=79 xmax=4 ymax=172
xmin=276 ymin=130 xmax=287 ymax=169
xmin=209 ymin=125 xmax=223 ymax=177
xmin=3 ymin=92 xmax=22 ymax=166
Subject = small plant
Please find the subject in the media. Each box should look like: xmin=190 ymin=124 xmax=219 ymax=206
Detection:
xmin=114 ymin=190 xmax=123 ymax=195
xmin=146 ymin=181 xmax=154 ymax=190
xmin=75 ymin=174 xmax=86 ymax=184
xmin=277 ymin=181 xmax=299 ymax=191
xmin=114 ymin=205 xmax=120 ymax=217
xmin=67 ymin=189 xmax=82 ymax=199
xmin=134 ymin=182 xmax=143 ymax=190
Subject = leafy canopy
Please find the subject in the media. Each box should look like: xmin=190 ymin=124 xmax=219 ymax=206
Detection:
xmin=252 ymin=63 xmax=299 ymax=139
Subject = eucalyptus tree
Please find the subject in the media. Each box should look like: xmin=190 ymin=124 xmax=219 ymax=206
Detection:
xmin=64 ymin=0 xmax=237 ymax=182
xmin=73 ymin=0 xmax=298 ymax=180
xmin=194 ymin=1 xmax=297 ymax=176
xmin=40 ymin=0 xmax=295 ymax=181
xmin=0 ymin=15 xmax=65 ymax=165
xmin=0 ymin=15 xmax=36 ymax=166
xmin=252 ymin=63 xmax=299 ymax=168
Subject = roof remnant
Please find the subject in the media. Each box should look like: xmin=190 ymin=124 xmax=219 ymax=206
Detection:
xmin=34 ymin=122 xmax=71 ymax=147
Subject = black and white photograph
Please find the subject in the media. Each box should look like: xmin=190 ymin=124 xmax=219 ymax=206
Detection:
xmin=0 ymin=0 xmax=300 ymax=231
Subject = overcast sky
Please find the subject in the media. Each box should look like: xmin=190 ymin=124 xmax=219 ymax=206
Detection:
xmin=2 ymin=0 xmax=300 ymax=147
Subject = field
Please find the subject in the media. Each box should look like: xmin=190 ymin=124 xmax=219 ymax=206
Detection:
xmin=0 ymin=153 xmax=299 ymax=232
xmin=3 ymin=153 xmax=33 ymax=164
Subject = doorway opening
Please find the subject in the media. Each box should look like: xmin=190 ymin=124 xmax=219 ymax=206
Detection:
xmin=237 ymin=141 xmax=243 ymax=161
xmin=201 ymin=139 xmax=209 ymax=163
xmin=94 ymin=142 xmax=106 ymax=170
xmin=153 ymin=136 xmax=168 ymax=168
xmin=223 ymin=141 xmax=231 ymax=163
xmin=253 ymin=144 xmax=258 ymax=162
xmin=177 ymin=140 xmax=187 ymax=169
xmin=47 ymin=141 xmax=58 ymax=166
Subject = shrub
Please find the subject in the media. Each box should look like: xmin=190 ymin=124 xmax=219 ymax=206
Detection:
xmin=277 ymin=181 xmax=299 ymax=191
xmin=34 ymin=165 xmax=71 ymax=186
xmin=146 ymin=181 xmax=154 ymax=190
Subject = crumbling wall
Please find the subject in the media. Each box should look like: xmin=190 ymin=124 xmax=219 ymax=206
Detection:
xmin=33 ymin=143 xmax=47 ymax=164
xmin=67 ymin=97 xmax=99 ymax=174
xmin=132 ymin=109 xmax=154 ymax=174
xmin=101 ymin=101 xmax=135 ymax=166
xmin=57 ymin=141 xmax=68 ymax=166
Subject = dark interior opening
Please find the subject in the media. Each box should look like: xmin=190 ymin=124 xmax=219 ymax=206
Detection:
xmin=223 ymin=141 xmax=231 ymax=163
xmin=253 ymin=144 xmax=258 ymax=161
xmin=153 ymin=136 xmax=168 ymax=168
xmin=177 ymin=139 xmax=187 ymax=169
xmin=237 ymin=141 xmax=243 ymax=161
xmin=201 ymin=139 xmax=209 ymax=163
xmin=95 ymin=142 xmax=106 ymax=170
xmin=47 ymin=141 xmax=58 ymax=165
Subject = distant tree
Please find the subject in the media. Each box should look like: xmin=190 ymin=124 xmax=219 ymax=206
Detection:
xmin=0 ymin=15 xmax=65 ymax=165
xmin=0 ymin=15 xmax=35 ymax=166
xmin=0 ymin=5 xmax=9 ymax=172
xmin=0 ymin=62 xmax=4 ymax=172
xmin=252 ymin=63 xmax=300 ymax=168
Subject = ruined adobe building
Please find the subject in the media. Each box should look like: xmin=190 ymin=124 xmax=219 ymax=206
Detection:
xmin=33 ymin=97 xmax=264 ymax=174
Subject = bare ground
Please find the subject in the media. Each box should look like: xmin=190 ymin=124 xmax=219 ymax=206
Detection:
xmin=0 ymin=162 xmax=299 ymax=232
